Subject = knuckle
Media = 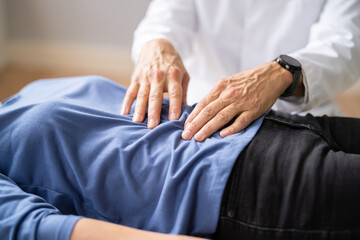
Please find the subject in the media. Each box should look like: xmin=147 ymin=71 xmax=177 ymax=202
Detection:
xmin=129 ymin=81 xmax=139 ymax=89
xmin=235 ymin=98 xmax=246 ymax=108
xmin=149 ymin=91 xmax=162 ymax=102
xmin=137 ymin=91 xmax=148 ymax=98
xmin=152 ymin=68 xmax=165 ymax=80
xmin=202 ymin=107 xmax=214 ymax=117
xmin=238 ymin=117 xmax=249 ymax=129
xmin=212 ymin=80 xmax=226 ymax=93
xmin=217 ymin=111 xmax=230 ymax=122
xmin=219 ymin=78 xmax=229 ymax=87
xmin=128 ymin=91 xmax=138 ymax=99
xmin=220 ymin=88 xmax=238 ymax=102
xmin=169 ymin=67 xmax=181 ymax=78
xmin=226 ymin=88 xmax=237 ymax=97
xmin=168 ymin=89 xmax=182 ymax=98
xmin=216 ymin=96 xmax=226 ymax=106
xmin=198 ymin=99 xmax=208 ymax=109
xmin=227 ymin=104 xmax=238 ymax=113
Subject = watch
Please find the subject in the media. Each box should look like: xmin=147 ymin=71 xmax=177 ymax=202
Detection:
xmin=275 ymin=55 xmax=302 ymax=97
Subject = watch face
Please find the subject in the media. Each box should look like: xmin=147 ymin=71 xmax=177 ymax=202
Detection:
xmin=280 ymin=55 xmax=301 ymax=68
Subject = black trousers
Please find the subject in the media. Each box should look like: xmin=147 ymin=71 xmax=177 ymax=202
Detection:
xmin=215 ymin=111 xmax=360 ymax=240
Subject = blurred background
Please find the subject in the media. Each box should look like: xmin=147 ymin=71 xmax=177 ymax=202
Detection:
xmin=0 ymin=0 xmax=149 ymax=100
xmin=0 ymin=0 xmax=359 ymax=117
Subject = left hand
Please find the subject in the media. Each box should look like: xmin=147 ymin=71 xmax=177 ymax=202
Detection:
xmin=181 ymin=61 xmax=293 ymax=141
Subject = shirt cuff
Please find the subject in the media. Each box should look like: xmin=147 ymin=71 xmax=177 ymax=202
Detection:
xmin=37 ymin=214 xmax=82 ymax=240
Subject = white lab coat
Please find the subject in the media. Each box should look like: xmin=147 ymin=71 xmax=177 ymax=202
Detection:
xmin=132 ymin=0 xmax=360 ymax=116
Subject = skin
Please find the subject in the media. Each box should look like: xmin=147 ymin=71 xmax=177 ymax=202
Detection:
xmin=182 ymin=61 xmax=304 ymax=141
xmin=71 ymin=218 xmax=207 ymax=240
xmin=121 ymin=39 xmax=190 ymax=129
xmin=122 ymin=39 xmax=304 ymax=141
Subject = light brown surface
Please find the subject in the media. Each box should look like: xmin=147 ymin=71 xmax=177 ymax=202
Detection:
xmin=0 ymin=64 xmax=359 ymax=118
xmin=0 ymin=64 xmax=131 ymax=102
xmin=337 ymin=80 xmax=360 ymax=118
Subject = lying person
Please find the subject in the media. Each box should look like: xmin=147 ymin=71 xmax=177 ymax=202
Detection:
xmin=0 ymin=76 xmax=359 ymax=240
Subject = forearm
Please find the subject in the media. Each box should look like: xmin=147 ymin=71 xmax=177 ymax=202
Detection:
xmin=71 ymin=218 xmax=207 ymax=240
xmin=289 ymin=0 xmax=360 ymax=108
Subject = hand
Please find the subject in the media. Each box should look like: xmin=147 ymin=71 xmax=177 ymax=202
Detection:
xmin=182 ymin=61 xmax=297 ymax=141
xmin=121 ymin=39 xmax=190 ymax=129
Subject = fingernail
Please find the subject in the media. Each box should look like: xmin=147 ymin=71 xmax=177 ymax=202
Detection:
xmin=170 ymin=113 xmax=177 ymax=121
xmin=220 ymin=130 xmax=229 ymax=138
xmin=148 ymin=119 xmax=156 ymax=129
xmin=133 ymin=113 xmax=141 ymax=122
xmin=182 ymin=129 xmax=191 ymax=140
xmin=194 ymin=131 xmax=204 ymax=141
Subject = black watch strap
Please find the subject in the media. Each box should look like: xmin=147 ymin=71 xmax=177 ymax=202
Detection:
xmin=275 ymin=55 xmax=302 ymax=97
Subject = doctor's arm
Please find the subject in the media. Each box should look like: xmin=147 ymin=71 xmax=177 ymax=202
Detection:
xmin=288 ymin=0 xmax=360 ymax=110
xmin=121 ymin=0 xmax=196 ymax=129
xmin=182 ymin=0 xmax=360 ymax=141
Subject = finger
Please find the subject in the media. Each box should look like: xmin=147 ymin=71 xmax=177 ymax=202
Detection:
xmin=194 ymin=105 xmax=238 ymax=141
xmin=184 ymin=78 xmax=227 ymax=128
xmin=147 ymin=84 xmax=163 ymax=129
xmin=167 ymin=68 xmax=183 ymax=121
xmin=220 ymin=111 xmax=256 ymax=138
xmin=133 ymin=83 xmax=150 ymax=123
xmin=184 ymin=96 xmax=212 ymax=129
xmin=181 ymin=73 xmax=190 ymax=105
xmin=182 ymin=99 xmax=228 ymax=140
xmin=121 ymin=82 xmax=140 ymax=115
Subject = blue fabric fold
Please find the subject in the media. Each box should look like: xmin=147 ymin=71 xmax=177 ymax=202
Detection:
xmin=0 ymin=76 xmax=264 ymax=238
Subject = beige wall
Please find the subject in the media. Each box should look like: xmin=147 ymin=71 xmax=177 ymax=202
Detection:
xmin=4 ymin=0 xmax=150 ymax=76
xmin=5 ymin=0 xmax=149 ymax=48
xmin=0 ymin=0 xmax=6 ymax=69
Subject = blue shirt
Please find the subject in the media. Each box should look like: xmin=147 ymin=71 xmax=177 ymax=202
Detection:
xmin=0 ymin=76 xmax=264 ymax=239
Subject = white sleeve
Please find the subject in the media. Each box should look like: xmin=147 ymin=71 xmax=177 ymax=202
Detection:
xmin=132 ymin=0 xmax=197 ymax=64
xmin=288 ymin=0 xmax=360 ymax=111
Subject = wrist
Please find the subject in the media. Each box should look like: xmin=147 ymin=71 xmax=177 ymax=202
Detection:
xmin=274 ymin=55 xmax=304 ymax=97
xmin=144 ymin=39 xmax=176 ymax=55
xmin=294 ymin=73 xmax=304 ymax=97
xmin=275 ymin=63 xmax=304 ymax=97
xmin=270 ymin=61 xmax=293 ymax=95
xmin=138 ymin=39 xmax=179 ymax=65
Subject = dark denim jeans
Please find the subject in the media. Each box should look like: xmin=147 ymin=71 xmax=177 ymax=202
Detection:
xmin=215 ymin=111 xmax=360 ymax=240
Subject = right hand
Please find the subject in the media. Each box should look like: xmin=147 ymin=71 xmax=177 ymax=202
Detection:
xmin=121 ymin=39 xmax=190 ymax=129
